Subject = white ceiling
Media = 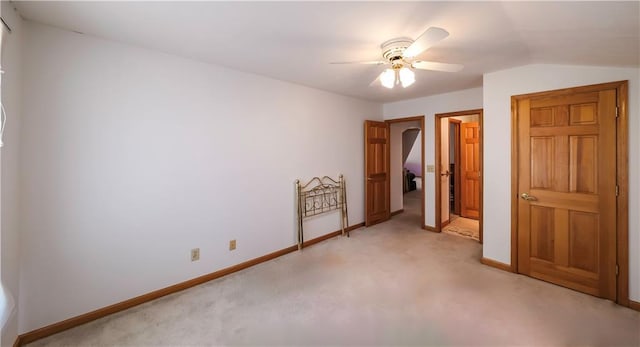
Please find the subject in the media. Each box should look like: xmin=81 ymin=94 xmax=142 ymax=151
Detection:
xmin=12 ymin=1 xmax=640 ymax=102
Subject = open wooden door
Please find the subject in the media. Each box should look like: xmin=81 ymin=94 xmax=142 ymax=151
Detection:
xmin=440 ymin=118 xmax=451 ymax=225
xmin=364 ymin=120 xmax=390 ymax=226
xmin=515 ymin=86 xmax=617 ymax=300
xmin=451 ymin=120 xmax=462 ymax=215
xmin=460 ymin=122 xmax=480 ymax=219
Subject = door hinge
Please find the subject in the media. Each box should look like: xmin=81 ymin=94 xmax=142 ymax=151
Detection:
xmin=616 ymin=264 xmax=619 ymax=276
xmin=615 ymin=185 xmax=619 ymax=196
xmin=616 ymin=106 xmax=619 ymax=118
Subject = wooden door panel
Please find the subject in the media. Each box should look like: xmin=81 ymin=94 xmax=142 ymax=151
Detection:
xmin=569 ymin=103 xmax=598 ymax=125
xmin=569 ymin=136 xmax=598 ymax=193
xmin=569 ymin=211 xmax=599 ymax=273
xmin=530 ymin=137 xmax=554 ymax=189
xmin=370 ymin=180 xmax=386 ymax=215
xmin=364 ymin=121 xmax=390 ymax=226
xmin=529 ymin=205 xmax=554 ymax=262
xmin=530 ymin=107 xmax=554 ymax=126
xmin=516 ymin=88 xmax=617 ymax=300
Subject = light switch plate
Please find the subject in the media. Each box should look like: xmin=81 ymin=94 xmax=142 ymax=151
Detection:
xmin=427 ymin=165 xmax=435 ymax=173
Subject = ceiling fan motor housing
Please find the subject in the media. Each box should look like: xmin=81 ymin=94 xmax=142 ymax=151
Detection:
xmin=381 ymin=37 xmax=413 ymax=65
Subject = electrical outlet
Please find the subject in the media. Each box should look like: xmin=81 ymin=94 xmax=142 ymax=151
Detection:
xmin=229 ymin=240 xmax=236 ymax=251
xmin=191 ymin=248 xmax=200 ymax=261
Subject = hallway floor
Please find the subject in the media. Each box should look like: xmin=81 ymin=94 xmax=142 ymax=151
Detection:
xmin=28 ymin=193 xmax=639 ymax=346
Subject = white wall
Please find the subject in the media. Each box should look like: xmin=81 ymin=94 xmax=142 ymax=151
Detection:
xmin=483 ymin=64 xmax=640 ymax=301
xmin=404 ymin=131 xmax=421 ymax=176
xmin=18 ymin=22 xmax=382 ymax=333
xmin=384 ymin=87 xmax=483 ymax=227
xmin=0 ymin=2 xmax=23 ymax=345
xmin=390 ymin=121 xmax=420 ymax=213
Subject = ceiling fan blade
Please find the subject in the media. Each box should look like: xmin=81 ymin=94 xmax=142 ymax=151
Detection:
xmin=403 ymin=27 xmax=449 ymax=58
xmin=412 ymin=61 xmax=464 ymax=72
xmin=330 ymin=60 xmax=387 ymax=65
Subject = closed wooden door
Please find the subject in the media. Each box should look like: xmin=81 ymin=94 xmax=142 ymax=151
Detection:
xmin=460 ymin=122 xmax=480 ymax=219
xmin=364 ymin=120 xmax=390 ymax=226
xmin=516 ymin=88 xmax=617 ymax=300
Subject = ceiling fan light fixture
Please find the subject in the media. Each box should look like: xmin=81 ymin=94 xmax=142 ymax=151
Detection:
xmin=399 ymin=67 xmax=415 ymax=88
xmin=380 ymin=68 xmax=395 ymax=89
xmin=333 ymin=26 xmax=461 ymax=91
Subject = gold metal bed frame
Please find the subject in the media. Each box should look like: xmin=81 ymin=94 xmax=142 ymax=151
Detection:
xmin=295 ymin=174 xmax=349 ymax=250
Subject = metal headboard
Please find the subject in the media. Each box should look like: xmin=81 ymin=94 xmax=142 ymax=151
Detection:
xmin=295 ymin=174 xmax=349 ymax=250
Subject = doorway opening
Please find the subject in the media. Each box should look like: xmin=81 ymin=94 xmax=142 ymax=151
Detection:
xmin=434 ymin=109 xmax=483 ymax=242
xmin=386 ymin=116 xmax=425 ymax=228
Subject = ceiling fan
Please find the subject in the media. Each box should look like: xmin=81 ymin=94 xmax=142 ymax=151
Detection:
xmin=331 ymin=27 xmax=463 ymax=89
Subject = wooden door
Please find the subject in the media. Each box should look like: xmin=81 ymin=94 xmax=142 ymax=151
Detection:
xmin=451 ymin=120 xmax=462 ymax=215
xmin=460 ymin=122 xmax=480 ymax=219
xmin=364 ymin=120 xmax=390 ymax=226
xmin=440 ymin=118 xmax=451 ymax=225
xmin=516 ymin=88 xmax=617 ymax=300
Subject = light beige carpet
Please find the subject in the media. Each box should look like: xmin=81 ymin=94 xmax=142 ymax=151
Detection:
xmin=442 ymin=214 xmax=479 ymax=241
xmin=27 ymin=191 xmax=639 ymax=346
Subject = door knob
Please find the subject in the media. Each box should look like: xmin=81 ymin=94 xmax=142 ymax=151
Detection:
xmin=520 ymin=193 xmax=537 ymax=201
xmin=440 ymin=171 xmax=451 ymax=177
